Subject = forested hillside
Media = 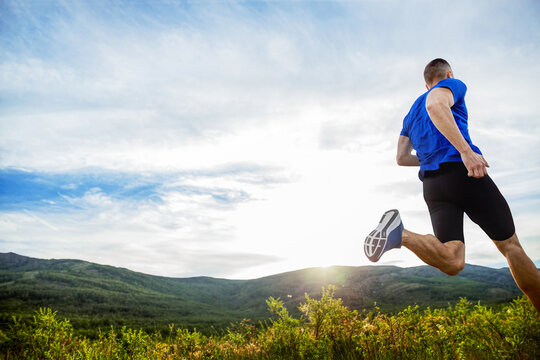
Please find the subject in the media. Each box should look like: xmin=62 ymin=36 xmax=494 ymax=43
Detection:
xmin=0 ymin=252 xmax=522 ymax=336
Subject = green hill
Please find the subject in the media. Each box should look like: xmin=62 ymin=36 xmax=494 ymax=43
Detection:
xmin=0 ymin=252 xmax=523 ymax=336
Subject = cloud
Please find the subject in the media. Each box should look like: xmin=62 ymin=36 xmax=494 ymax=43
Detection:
xmin=0 ymin=165 xmax=289 ymax=277
xmin=3 ymin=1 xmax=537 ymax=172
xmin=0 ymin=165 xmax=286 ymax=233
xmin=129 ymin=247 xmax=283 ymax=278
xmin=22 ymin=209 xmax=59 ymax=231
xmin=1 ymin=0 xmax=539 ymax=278
xmin=372 ymin=180 xmax=422 ymax=199
xmin=0 ymin=164 xmax=289 ymax=207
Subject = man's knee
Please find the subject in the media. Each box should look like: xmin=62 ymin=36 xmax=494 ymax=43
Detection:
xmin=443 ymin=259 xmax=465 ymax=276
xmin=441 ymin=240 xmax=465 ymax=276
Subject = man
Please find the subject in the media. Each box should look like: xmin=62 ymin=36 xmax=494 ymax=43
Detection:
xmin=364 ymin=58 xmax=540 ymax=313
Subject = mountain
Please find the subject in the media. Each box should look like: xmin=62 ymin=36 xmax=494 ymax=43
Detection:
xmin=0 ymin=252 xmax=523 ymax=335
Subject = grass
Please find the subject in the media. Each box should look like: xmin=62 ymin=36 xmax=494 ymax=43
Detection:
xmin=1 ymin=286 xmax=538 ymax=359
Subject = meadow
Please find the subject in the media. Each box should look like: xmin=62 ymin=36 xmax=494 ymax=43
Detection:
xmin=1 ymin=286 xmax=538 ymax=360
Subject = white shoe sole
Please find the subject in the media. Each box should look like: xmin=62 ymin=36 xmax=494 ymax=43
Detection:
xmin=364 ymin=209 xmax=402 ymax=262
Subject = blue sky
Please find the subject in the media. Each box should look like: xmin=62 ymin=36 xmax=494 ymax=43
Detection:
xmin=1 ymin=0 xmax=539 ymax=278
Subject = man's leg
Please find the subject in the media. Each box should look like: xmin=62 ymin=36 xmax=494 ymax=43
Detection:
xmin=402 ymin=229 xmax=465 ymax=276
xmin=492 ymin=233 xmax=540 ymax=313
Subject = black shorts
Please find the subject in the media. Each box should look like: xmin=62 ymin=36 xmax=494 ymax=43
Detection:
xmin=423 ymin=162 xmax=515 ymax=243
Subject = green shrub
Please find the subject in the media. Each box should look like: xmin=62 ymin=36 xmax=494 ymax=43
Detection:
xmin=1 ymin=290 xmax=538 ymax=359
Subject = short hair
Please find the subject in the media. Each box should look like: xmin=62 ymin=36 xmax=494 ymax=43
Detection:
xmin=424 ymin=58 xmax=451 ymax=84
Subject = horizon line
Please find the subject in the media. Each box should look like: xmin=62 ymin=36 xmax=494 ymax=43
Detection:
xmin=2 ymin=251 xmax=534 ymax=282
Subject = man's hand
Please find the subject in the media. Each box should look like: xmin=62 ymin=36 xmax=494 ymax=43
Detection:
xmin=461 ymin=149 xmax=489 ymax=178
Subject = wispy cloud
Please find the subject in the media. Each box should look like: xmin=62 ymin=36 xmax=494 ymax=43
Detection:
xmin=22 ymin=209 xmax=59 ymax=231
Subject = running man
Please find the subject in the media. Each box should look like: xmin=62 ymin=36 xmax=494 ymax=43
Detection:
xmin=364 ymin=58 xmax=540 ymax=313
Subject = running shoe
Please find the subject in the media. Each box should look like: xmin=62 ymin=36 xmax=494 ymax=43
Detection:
xmin=364 ymin=209 xmax=403 ymax=262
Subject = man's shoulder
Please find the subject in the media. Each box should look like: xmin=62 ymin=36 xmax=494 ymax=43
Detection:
xmin=432 ymin=78 xmax=467 ymax=103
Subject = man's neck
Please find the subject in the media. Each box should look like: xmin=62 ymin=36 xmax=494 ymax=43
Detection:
xmin=428 ymin=77 xmax=448 ymax=90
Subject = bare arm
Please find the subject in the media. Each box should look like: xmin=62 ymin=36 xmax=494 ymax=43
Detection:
xmin=425 ymin=87 xmax=489 ymax=178
xmin=397 ymin=135 xmax=420 ymax=166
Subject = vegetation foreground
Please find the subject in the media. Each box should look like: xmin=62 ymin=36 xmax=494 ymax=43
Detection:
xmin=1 ymin=286 xmax=538 ymax=360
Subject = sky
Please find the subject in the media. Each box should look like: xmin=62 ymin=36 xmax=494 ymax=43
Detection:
xmin=1 ymin=0 xmax=539 ymax=279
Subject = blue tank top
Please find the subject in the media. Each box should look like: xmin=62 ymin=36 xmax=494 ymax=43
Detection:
xmin=400 ymin=78 xmax=482 ymax=180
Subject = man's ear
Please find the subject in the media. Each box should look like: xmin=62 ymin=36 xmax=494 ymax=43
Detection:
xmin=447 ymin=69 xmax=453 ymax=79
xmin=425 ymin=84 xmax=430 ymax=90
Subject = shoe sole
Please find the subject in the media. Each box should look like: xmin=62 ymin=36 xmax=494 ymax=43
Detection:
xmin=364 ymin=209 xmax=400 ymax=262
